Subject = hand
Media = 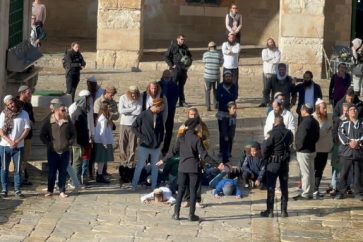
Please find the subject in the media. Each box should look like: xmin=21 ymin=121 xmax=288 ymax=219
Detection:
xmin=255 ymin=180 xmax=260 ymax=187
xmin=156 ymin=160 xmax=164 ymax=167
xmin=214 ymin=194 xmax=221 ymax=199
xmin=10 ymin=140 xmax=17 ymax=149
xmin=235 ymin=195 xmax=241 ymax=199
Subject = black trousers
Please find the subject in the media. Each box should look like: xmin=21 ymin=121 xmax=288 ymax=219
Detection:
xmin=161 ymin=111 xmax=176 ymax=155
xmin=183 ymin=178 xmax=202 ymax=203
xmin=172 ymin=69 xmax=188 ymax=104
xmin=337 ymin=157 xmax=363 ymax=195
xmin=66 ymin=72 xmax=80 ymax=101
xmin=265 ymin=163 xmax=289 ymax=212
xmin=174 ymin=172 xmax=200 ymax=216
xmin=314 ymin=152 xmax=329 ymax=191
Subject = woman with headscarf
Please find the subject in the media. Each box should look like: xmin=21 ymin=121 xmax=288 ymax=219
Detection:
xmin=157 ymin=117 xmax=216 ymax=222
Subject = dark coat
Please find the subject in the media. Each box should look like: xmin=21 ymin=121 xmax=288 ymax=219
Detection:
xmin=163 ymin=130 xmax=215 ymax=173
xmin=132 ymin=109 xmax=164 ymax=149
xmin=263 ymin=124 xmax=293 ymax=159
xmin=263 ymin=75 xmax=296 ymax=108
xmin=216 ymin=83 xmax=238 ymax=112
xmin=164 ymin=41 xmax=192 ymax=70
xmin=64 ymin=50 xmax=86 ymax=74
xmin=295 ymin=115 xmax=320 ymax=153
xmin=338 ymin=119 xmax=363 ymax=159
xmin=294 ymin=82 xmax=322 ymax=115
xmin=158 ymin=78 xmax=179 ymax=117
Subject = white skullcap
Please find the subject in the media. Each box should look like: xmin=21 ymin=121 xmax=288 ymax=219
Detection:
xmin=3 ymin=95 xmax=14 ymax=104
xmin=315 ymin=98 xmax=325 ymax=106
xmin=79 ymin=90 xmax=90 ymax=97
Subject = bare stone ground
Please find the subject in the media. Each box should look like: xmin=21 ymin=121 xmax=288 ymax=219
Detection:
xmin=1 ymin=67 xmax=363 ymax=242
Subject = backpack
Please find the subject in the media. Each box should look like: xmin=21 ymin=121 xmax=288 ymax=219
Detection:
xmin=62 ymin=48 xmax=68 ymax=69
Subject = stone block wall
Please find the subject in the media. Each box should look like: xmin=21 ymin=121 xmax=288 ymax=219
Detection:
xmin=143 ymin=0 xmax=279 ymax=48
xmin=96 ymin=0 xmax=144 ymax=70
xmin=324 ymin=0 xmax=352 ymax=58
xmin=42 ymin=0 xmax=98 ymax=39
xmin=279 ymin=0 xmax=326 ymax=78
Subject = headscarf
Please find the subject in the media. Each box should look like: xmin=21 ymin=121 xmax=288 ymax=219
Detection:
xmin=2 ymin=98 xmax=23 ymax=135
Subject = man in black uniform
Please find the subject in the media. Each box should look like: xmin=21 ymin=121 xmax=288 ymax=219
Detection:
xmin=261 ymin=115 xmax=293 ymax=218
xmin=164 ymin=34 xmax=192 ymax=107
xmin=64 ymin=42 xmax=86 ymax=101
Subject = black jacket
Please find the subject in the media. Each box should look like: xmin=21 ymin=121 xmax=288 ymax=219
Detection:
xmin=64 ymin=50 xmax=86 ymax=74
xmin=338 ymin=119 xmax=363 ymax=159
xmin=263 ymin=75 xmax=296 ymax=108
xmin=132 ymin=109 xmax=164 ymax=149
xmin=333 ymin=95 xmax=363 ymax=120
xmin=163 ymin=130 xmax=215 ymax=173
xmin=164 ymin=41 xmax=192 ymax=70
xmin=295 ymin=82 xmax=322 ymax=115
xmin=295 ymin=115 xmax=320 ymax=153
xmin=263 ymin=124 xmax=293 ymax=159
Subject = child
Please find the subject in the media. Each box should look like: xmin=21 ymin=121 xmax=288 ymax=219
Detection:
xmin=242 ymin=142 xmax=265 ymax=189
xmin=94 ymin=102 xmax=114 ymax=184
xmin=220 ymin=101 xmax=237 ymax=163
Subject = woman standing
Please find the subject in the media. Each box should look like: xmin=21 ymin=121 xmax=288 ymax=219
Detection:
xmin=94 ymin=102 xmax=114 ymax=183
xmin=32 ymin=0 xmax=46 ymax=25
xmin=312 ymin=98 xmax=333 ymax=197
xmin=225 ymin=3 xmax=242 ymax=43
xmin=157 ymin=117 xmax=216 ymax=221
xmin=64 ymin=42 xmax=86 ymax=101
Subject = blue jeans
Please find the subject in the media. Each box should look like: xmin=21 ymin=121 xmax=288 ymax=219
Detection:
xmin=67 ymin=163 xmax=81 ymax=188
xmin=48 ymin=151 xmax=69 ymax=193
xmin=1 ymin=146 xmax=23 ymax=193
xmin=209 ymin=172 xmax=227 ymax=188
xmin=132 ymin=146 xmax=160 ymax=189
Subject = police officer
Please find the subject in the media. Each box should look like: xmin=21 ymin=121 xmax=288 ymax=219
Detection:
xmin=64 ymin=42 xmax=86 ymax=101
xmin=261 ymin=115 xmax=293 ymax=218
xmin=164 ymin=34 xmax=192 ymax=107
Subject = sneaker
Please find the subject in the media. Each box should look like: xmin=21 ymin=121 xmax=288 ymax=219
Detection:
xmin=59 ymin=192 xmax=69 ymax=198
xmin=0 ymin=191 xmax=8 ymax=198
xmin=280 ymin=211 xmax=288 ymax=218
xmin=329 ymin=189 xmax=338 ymax=197
xmin=260 ymin=210 xmax=274 ymax=217
xmin=313 ymin=191 xmax=324 ymax=198
xmin=326 ymin=187 xmax=333 ymax=194
xmin=15 ymin=191 xmax=25 ymax=199
xmin=96 ymin=175 xmax=110 ymax=184
xmin=171 ymin=213 xmax=180 ymax=220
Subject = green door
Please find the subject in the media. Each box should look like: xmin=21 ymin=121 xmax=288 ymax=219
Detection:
xmin=8 ymin=0 xmax=24 ymax=48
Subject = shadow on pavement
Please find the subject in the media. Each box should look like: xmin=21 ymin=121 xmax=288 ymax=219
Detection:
xmin=0 ymin=199 xmax=23 ymax=225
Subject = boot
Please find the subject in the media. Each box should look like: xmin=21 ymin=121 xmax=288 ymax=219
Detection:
xmin=188 ymin=214 xmax=200 ymax=221
xmin=280 ymin=210 xmax=288 ymax=218
xmin=260 ymin=210 xmax=274 ymax=217
xmin=171 ymin=213 xmax=180 ymax=220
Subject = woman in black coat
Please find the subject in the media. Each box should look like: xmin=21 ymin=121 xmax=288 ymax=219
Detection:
xmin=157 ymin=117 xmax=216 ymax=221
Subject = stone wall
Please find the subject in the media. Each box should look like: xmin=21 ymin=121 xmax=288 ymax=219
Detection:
xmin=96 ymin=0 xmax=144 ymax=70
xmin=279 ymin=0 xmax=326 ymax=78
xmin=0 ymin=0 xmax=10 ymax=101
xmin=143 ymin=0 xmax=279 ymax=48
xmin=42 ymin=0 xmax=98 ymax=39
xmin=324 ymin=0 xmax=352 ymax=58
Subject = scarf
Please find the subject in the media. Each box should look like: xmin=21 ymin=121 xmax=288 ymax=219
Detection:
xmin=2 ymin=100 xmax=22 ymax=135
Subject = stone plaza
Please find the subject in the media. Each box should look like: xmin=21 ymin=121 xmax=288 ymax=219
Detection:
xmin=1 ymin=65 xmax=363 ymax=242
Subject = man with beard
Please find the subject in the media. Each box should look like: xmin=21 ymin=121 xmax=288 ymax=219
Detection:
xmin=216 ymin=70 xmax=238 ymax=163
xmin=333 ymin=87 xmax=363 ymax=120
xmin=164 ymin=34 xmax=192 ymax=107
xmin=261 ymin=63 xmax=296 ymax=109
xmin=0 ymin=95 xmax=30 ymax=198
xmin=263 ymin=98 xmax=296 ymax=139
xmin=118 ymin=86 xmax=142 ymax=168
xmin=294 ymin=104 xmax=320 ymax=200
xmin=294 ymin=71 xmax=322 ymax=122
xmin=17 ymin=86 xmax=35 ymax=186
xmin=259 ymin=38 xmax=281 ymax=107
xmin=141 ymin=81 xmax=168 ymax=124
xmin=222 ymin=34 xmax=240 ymax=93
xmin=158 ymin=70 xmax=179 ymax=156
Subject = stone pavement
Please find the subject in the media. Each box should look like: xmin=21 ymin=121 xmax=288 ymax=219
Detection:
xmin=1 ymin=68 xmax=363 ymax=242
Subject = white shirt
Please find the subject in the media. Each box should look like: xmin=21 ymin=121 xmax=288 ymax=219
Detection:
xmin=118 ymin=94 xmax=142 ymax=125
xmin=140 ymin=187 xmax=176 ymax=204
xmin=222 ymin=41 xmax=240 ymax=69
xmin=94 ymin=114 xmax=114 ymax=146
xmin=0 ymin=110 xmax=30 ymax=148
xmin=264 ymin=109 xmax=296 ymax=139
xmin=261 ymin=48 xmax=281 ymax=74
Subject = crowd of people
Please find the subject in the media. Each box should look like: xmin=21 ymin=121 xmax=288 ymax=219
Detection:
xmin=1 ymin=2 xmax=363 ymax=222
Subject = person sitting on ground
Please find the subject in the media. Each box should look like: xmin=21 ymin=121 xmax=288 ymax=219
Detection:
xmin=213 ymin=178 xmax=243 ymax=199
xmin=140 ymin=187 xmax=176 ymax=205
xmin=242 ymin=142 xmax=265 ymax=189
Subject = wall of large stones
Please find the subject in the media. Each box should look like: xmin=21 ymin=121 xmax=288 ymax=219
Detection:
xmin=42 ymin=0 xmax=98 ymax=39
xmin=323 ymin=0 xmax=352 ymax=58
xmin=143 ymin=0 xmax=279 ymax=48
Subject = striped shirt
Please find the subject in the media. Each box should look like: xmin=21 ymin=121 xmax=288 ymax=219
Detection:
xmin=202 ymin=50 xmax=223 ymax=82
